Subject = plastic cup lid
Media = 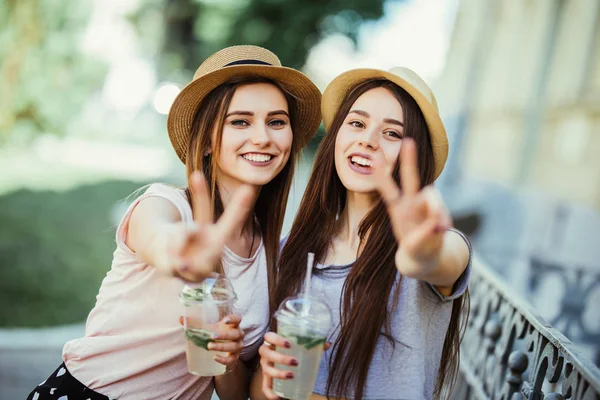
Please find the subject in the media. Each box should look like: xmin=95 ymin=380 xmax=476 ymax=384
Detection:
xmin=180 ymin=273 xmax=237 ymax=304
xmin=275 ymin=295 xmax=332 ymax=330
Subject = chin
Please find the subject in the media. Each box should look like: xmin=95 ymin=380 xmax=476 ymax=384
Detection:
xmin=239 ymin=172 xmax=279 ymax=186
xmin=339 ymin=175 xmax=377 ymax=194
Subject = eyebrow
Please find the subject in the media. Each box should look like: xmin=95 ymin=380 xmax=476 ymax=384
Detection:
xmin=349 ymin=110 xmax=404 ymax=127
xmin=383 ymin=118 xmax=404 ymax=127
xmin=225 ymin=110 xmax=290 ymax=118
xmin=349 ymin=109 xmax=369 ymax=118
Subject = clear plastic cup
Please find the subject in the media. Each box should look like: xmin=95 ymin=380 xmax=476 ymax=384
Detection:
xmin=273 ymin=295 xmax=332 ymax=400
xmin=179 ymin=273 xmax=237 ymax=376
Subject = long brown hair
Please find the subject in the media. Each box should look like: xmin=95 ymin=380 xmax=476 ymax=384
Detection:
xmin=275 ymin=79 xmax=469 ymax=399
xmin=185 ymin=75 xmax=300 ymax=295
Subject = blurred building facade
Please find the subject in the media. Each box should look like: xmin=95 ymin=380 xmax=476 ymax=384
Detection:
xmin=436 ymin=0 xmax=600 ymax=365
xmin=439 ymin=0 xmax=600 ymax=206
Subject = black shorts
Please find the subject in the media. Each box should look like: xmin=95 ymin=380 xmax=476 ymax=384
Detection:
xmin=26 ymin=363 xmax=109 ymax=400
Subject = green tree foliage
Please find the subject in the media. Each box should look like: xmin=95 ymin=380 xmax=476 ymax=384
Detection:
xmin=0 ymin=0 xmax=107 ymax=143
xmin=135 ymin=0 xmax=387 ymax=76
xmin=0 ymin=0 xmax=390 ymax=141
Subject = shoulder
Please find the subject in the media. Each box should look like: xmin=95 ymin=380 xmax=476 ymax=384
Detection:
xmin=126 ymin=183 xmax=191 ymax=227
xmin=144 ymin=183 xmax=188 ymax=202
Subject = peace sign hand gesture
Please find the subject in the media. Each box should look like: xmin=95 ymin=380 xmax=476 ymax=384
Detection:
xmin=169 ymin=171 xmax=253 ymax=281
xmin=375 ymin=139 xmax=452 ymax=277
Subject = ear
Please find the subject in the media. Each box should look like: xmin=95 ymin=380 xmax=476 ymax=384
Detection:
xmin=204 ymin=148 xmax=212 ymax=157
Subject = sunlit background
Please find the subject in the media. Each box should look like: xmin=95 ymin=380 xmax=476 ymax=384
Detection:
xmin=1 ymin=0 xmax=599 ymax=397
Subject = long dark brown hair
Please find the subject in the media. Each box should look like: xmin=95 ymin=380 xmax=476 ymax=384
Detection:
xmin=275 ymin=79 xmax=470 ymax=399
xmin=185 ymin=76 xmax=301 ymax=294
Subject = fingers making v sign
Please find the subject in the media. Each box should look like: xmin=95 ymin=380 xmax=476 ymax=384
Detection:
xmin=374 ymin=138 xmax=453 ymax=275
xmin=170 ymin=171 xmax=254 ymax=281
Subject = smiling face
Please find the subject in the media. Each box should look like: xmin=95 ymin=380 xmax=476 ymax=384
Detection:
xmin=334 ymin=86 xmax=405 ymax=194
xmin=213 ymin=82 xmax=293 ymax=188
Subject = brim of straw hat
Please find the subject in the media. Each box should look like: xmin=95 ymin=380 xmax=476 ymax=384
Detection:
xmin=167 ymin=64 xmax=322 ymax=164
xmin=322 ymin=68 xmax=448 ymax=180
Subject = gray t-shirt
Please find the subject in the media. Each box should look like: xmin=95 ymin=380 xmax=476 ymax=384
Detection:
xmin=284 ymin=229 xmax=471 ymax=399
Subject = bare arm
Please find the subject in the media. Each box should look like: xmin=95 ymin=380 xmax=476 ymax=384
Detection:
xmin=214 ymin=359 xmax=253 ymax=400
xmin=395 ymin=229 xmax=470 ymax=295
xmin=125 ymin=196 xmax=185 ymax=275
xmin=249 ymin=366 xmax=268 ymax=400
xmin=123 ymin=172 xmax=253 ymax=281
xmin=375 ymin=139 xmax=470 ymax=296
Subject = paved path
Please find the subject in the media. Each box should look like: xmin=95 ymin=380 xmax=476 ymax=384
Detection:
xmin=0 ymin=323 xmax=222 ymax=399
xmin=0 ymin=323 xmax=84 ymax=399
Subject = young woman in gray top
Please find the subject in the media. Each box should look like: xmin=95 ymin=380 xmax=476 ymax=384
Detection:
xmin=256 ymin=67 xmax=471 ymax=400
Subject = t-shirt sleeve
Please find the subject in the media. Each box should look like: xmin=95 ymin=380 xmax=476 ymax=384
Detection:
xmin=115 ymin=183 xmax=192 ymax=255
xmin=279 ymin=235 xmax=289 ymax=250
xmin=427 ymin=228 xmax=472 ymax=302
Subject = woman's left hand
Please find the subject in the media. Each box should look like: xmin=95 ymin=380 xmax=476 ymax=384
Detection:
xmin=179 ymin=313 xmax=246 ymax=369
xmin=374 ymin=138 xmax=452 ymax=276
xmin=207 ymin=314 xmax=245 ymax=368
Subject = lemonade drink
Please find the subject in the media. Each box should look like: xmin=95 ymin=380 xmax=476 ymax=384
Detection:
xmin=180 ymin=274 xmax=236 ymax=376
xmin=272 ymin=296 xmax=331 ymax=400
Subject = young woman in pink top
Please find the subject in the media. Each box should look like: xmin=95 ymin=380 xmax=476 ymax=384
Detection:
xmin=27 ymin=45 xmax=321 ymax=400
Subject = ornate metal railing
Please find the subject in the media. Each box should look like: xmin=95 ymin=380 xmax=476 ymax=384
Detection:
xmin=452 ymin=257 xmax=600 ymax=400
xmin=529 ymin=255 xmax=600 ymax=367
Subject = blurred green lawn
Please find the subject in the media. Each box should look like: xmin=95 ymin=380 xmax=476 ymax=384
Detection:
xmin=0 ymin=181 xmax=146 ymax=327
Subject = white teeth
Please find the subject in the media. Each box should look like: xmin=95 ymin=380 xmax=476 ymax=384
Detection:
xmin=243 ymin=153 xmax=273 ymax=162
xmin=350 ymin=156 xmax=372 ymax=167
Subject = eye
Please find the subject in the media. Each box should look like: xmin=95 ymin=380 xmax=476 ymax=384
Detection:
xmin=349 ymin=120 xmax=365 ymax=129
xmin=383 ymin=130 xmax=403 ymax=139
xmin=268 ymin=119 xmax=287 ymax=127
xmin=231 ymin=119 xmax=249 ymax=126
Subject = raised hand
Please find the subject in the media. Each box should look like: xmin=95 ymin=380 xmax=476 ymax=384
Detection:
xmin=169 ymin=171 xmax=253 ymax=281
xmin=374 ymin=138 xmax=452 ymax=274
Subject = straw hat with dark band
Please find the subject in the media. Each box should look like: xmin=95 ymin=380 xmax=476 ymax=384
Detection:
xmin=322 ymin=67 xmax=448 ymax=180
xmin=167 ymin=45 xmax=322 ymax=164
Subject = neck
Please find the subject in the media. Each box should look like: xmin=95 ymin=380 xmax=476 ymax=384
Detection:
xmin=216 ymin=173 xmax=261 ymax=237
xmin=336 ymin=190 xmax=377 ymax=250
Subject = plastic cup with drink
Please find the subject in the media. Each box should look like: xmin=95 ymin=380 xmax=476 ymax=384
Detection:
xmin=273 ymin=253 xmax=332 ymax=400
xmin=180 ymin=273 xmax=237 ymax=376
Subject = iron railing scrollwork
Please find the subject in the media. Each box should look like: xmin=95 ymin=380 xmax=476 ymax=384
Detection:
xmin=529 ymin=255 xmax=600 ymax=366
xmin=451 ymin=259 xmax=600 ymax=400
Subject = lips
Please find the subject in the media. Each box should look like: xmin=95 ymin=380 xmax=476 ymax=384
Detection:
xmin=347 ymin=152 xmax=373 ymax=175
xmin=241 ymin=152 xmax=275 ymax=167
xmin=242 ymin=153 xmax=273 ymax=162
xmin=349 ymin=155 xmax=372 ymax=167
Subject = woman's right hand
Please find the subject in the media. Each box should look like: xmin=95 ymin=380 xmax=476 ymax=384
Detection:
xmin=168 ymin=171 xmax=253 ymax=281
xmin=258 ymin=331 xmax=331 ymax=400
xmin=258 ymin=332 xmax=297 ymax=400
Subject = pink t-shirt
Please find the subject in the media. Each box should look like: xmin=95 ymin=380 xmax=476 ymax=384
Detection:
xmin=63 ymin=183 xmax=270 ymax=400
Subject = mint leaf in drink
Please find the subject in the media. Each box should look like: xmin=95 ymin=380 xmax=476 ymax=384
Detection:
xmin=185 ymin=329 xmax=214 ymax=350
xmin=181 ymin=287 xmax=204 ymax=302
xmin=279 ymin=326 xmax=326 ymax=349
xmin=296 ymin=335 xmax=326 ymax=349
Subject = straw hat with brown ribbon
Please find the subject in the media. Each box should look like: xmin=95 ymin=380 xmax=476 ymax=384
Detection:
xmin=167 ymin=45 xmax=322 ymax=164
xmin=322 ymin=67 xmax=448 ymax=180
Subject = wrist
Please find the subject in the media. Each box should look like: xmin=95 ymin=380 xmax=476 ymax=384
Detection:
xmin=395 ymin=247 xmax=441 ymax=278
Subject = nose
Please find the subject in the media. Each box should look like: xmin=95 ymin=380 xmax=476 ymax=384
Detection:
xmin=358 ymin=128 xmax=379 ymax=150
xmin=250 ymin=124 xmax=271 ymax=147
